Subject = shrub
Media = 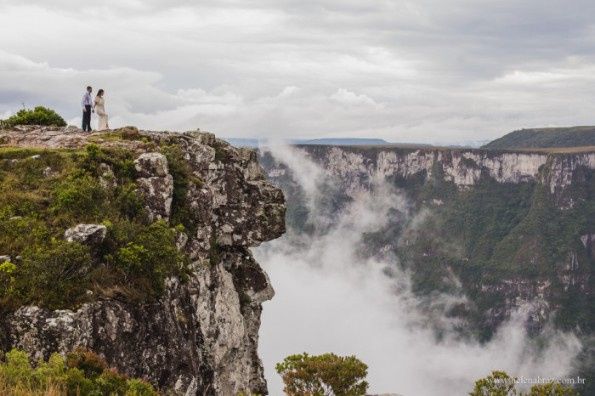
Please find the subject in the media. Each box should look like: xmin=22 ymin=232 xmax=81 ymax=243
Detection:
xmin=15 ymin=240 xmax=92 ymax=309
xmin=1 ymin=106 xmax=67 ymax=128
xmin=276 ymin=353 xmax=369 ymax=396
xmin=0 ymin=261 xmax=16 ymax=297
xmin=51 ymin=172 xmax=106 ymax=219
xmin=470 ymin=371 xmax=577 ymax=396
xmin=66 ymin=347 xmax=107 ymax=379
xmin=126 ymin=378 xmax=159 ymax=396
xmin=108 ymin=220 xmax=187 ymax=297
xmin=0 ymin=348 xmax=159 ymax=395
xmin=162 ymin=144 xmax=203 ymax=234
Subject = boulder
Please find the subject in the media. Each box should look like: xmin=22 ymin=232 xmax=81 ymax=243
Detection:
xmin=64 ymin=224 xmax=107 ymax=245
xmin=134 ymin=152 xmax=169 ymax=178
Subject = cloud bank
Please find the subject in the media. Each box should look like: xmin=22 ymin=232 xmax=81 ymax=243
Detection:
xmin=255 ymin=145 xmax=582 ymax=395
xmin=2 ymin=1 xmax=595 ymax=143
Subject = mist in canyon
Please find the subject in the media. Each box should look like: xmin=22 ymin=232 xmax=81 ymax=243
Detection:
xmin=254 ymin=144 xmax=582 ymax=396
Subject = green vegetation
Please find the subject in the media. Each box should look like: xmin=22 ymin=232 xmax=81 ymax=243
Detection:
xmin=483 ymin=126 xmax=595 ymax=150
xmin=89 ymin=127 xmax=149 ymax=144
xmin=391 ymin=165 xmax=595 ymax=339
xmin=469 ymin=370 xmax=577 ymax=396
xmin=0 ymin=107 xmax=66 ymax=128
xmin=276 ymin=353 xmax=368 ymax=396
xmin=0 ymin=348 xmax=157 ymax=396
xmin=0 ymin=144 xmax=188 ymax=311
xmin=161 ymin=144 xmax=203 ymax=236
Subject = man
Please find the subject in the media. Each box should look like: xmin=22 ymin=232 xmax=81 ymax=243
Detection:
xmin=81 ymin=86 xmax=94 ymax=131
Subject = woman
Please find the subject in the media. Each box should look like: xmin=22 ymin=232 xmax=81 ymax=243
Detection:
xmin=94 ymin=89 xmax=109 ymax=131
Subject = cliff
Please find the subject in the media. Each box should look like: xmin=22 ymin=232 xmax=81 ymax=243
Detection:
xmin=260 ymin=145 xmax=595 ymax=340
xmin=0 ymin=125 xmax=286 ymax=395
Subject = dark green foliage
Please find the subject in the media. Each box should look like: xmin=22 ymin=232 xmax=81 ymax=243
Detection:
xmin=209 ymin=236 xmax=222 ymax=266
xmin=161 ymin=145 xmax=203 ymax=235
xmin=52 ymin=173 xmax=107 ymax=219
xmin=105 ymin=220 xmax=188 ymax=298
xmin=14 ymin=240 xmax=92 ymax=310
xmin=395 ymin=165 xmax=595 ymax=340
xmin=276 ymin=353 xmax=369 ymax=396
xmin=0 ymin=145 xmax=189 ymax=310
xmin=0 ymin=348 xmax=158 ymax=395
xmin=483 ymin=126 xmax=595 ymax=150
xmin=0 ymin=106 xmax=67 ymax=128
xmin=90 ymin=126 xmax=146 ymax=142
xmin=469 ymin=370 xmax=577 ymax=395
xmin=213 ymin=143 xmax=229 ymax=162
xmin=65 ymin=347 xmax=108 ymax=378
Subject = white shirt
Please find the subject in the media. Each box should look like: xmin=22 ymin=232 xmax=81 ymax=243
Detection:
xmin=81 ymin=92 xmax=93 ymax=108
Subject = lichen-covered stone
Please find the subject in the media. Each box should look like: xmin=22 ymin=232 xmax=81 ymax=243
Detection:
xmin=134 ymin=152 xmax=175 ymax=221
xmin=64 ymin=224 xmax=107 ymax=245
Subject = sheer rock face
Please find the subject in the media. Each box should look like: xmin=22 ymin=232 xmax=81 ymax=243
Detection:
xmin=0 ymin=126 xmax=286 ymax=395
xmin=280 ymin=146 xmax=595 ymax=200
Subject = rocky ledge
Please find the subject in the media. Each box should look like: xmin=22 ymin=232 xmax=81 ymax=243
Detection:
xmin=0 ymin=125 xmax=286 ymax=395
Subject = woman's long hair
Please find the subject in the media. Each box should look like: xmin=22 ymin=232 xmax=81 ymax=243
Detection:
xmin=96 ymin=89 xmax=104 ymax=97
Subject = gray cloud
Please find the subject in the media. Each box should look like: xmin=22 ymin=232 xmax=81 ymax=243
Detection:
xmin=1 ymin=0 xmax=595 ymax=143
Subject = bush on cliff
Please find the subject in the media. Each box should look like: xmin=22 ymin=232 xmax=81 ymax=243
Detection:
xmin=0 ymin=348 xmax=158 ymax=395
xmin=1 ymin=106 xmax=67 ymax=128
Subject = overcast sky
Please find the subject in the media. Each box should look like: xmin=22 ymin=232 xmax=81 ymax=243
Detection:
xmin=1 ymin=0 xmax=595 ymax=143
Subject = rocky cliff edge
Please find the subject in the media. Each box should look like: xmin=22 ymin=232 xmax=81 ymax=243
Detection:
xmin=0 ymin=125 xmax=286 ymax=395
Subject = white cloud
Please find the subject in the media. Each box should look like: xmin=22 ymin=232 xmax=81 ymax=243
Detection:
xmin=330 ymin=88 xmax=378 ymax=106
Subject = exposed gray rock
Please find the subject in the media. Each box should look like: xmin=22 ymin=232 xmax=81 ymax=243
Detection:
xmin=134 ymin=152 xmax=170 ymax=178
xmin=134 ymin=152 xmax=174 ymax=221
xmin=64 ymin=224 xmax=107 ymax=245
xmin=0 ymin=255 xmax=10 ymax=263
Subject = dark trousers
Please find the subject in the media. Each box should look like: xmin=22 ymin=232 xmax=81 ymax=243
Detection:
xmin=82 ymin=105 xmax=92 ymax=131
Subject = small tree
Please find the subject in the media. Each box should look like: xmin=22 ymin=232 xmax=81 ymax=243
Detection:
xmin=470 ymin=371 xmax=517 ymax=396
xmin=1 ymin=106 xmax=66 ymax=128
xmin=276 ymin=353 xmax=368 ymax=396
xmin=470 ymin=371 xmax=577 ymax=396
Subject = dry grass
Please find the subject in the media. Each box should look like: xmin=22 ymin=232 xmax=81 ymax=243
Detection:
xmin=0 ymin=378 xmax=66 ymax=396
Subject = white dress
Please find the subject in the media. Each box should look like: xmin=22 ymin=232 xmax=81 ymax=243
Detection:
xmin=94 ymin=96 xmax=109 ymax=131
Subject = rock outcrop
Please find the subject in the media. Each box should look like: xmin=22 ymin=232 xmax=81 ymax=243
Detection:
xmin=0 ymin=126 xmax=286 ymax=395
xmin=134 ymin=152 xmax=175 ymax=221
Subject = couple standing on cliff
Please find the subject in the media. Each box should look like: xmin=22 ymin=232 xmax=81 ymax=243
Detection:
xmin=81 ymin=85 xmax=109 ymax=132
